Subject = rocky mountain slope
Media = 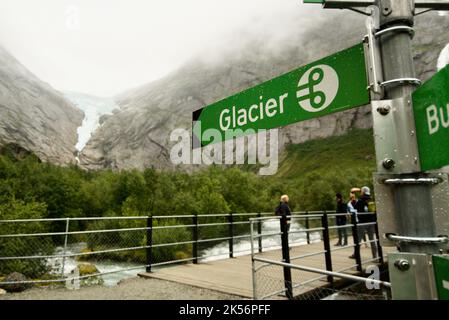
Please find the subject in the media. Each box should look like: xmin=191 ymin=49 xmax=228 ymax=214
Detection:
xmin=79 ymin=11 xmax=449 ymax=171
xmin=0 ymin=46 xmax=84 ymax=164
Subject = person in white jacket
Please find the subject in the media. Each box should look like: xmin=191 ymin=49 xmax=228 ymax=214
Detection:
xmin=347 ymin=191 xmax=358 ymax=219
xmin=347 ymin=188 xmax=368 ymax=259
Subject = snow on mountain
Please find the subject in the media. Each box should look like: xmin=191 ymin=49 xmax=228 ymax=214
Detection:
xmin=437 ymin=43 xmax=449 ymax=70
xmin=64 ymin=92 xmax=120 ymax=152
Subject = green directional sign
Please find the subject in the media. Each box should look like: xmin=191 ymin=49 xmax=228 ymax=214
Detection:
xmin=193 ymin=43 xmax=369 ymax=147
xmin=412 ymin=64 xmax=449 ymax=171
xmin=433 ymin=255 xmax=449 ymax=300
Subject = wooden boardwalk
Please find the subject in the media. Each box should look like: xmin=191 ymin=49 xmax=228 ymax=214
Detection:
xmin=140 ymin=240 xmax=394 ymax=299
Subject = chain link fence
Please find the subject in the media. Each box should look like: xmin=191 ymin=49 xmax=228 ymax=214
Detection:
xmin=250 ymin=213 xmax=391 ymax=300
xmin=0 ymin=217 xmax=152 ymax=290
xmin=254 ymin=260 xmax=389 ymax=300
xmin=1 ymin=211 xmax=390 ymax=299
xmin=0 ymin=213 xmax=275 ymax=291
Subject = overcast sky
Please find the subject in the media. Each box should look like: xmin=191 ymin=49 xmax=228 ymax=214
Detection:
xmin=0 ymin=0 xmax=320 ymax=97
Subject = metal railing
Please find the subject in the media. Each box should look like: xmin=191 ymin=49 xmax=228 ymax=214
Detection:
xmin=250 ymin=212 xmax=387 ymax=300
xmin=0 ymin=212 xmax=293 ymax=288
xmin=0 ymin=211 xmax=385 ymax=295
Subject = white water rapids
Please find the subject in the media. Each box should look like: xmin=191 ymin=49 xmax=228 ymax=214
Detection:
xmin=46 ymin=243 xmax=145 ymax=287
xmin=200 ymin=218 xmax=321 ymax=262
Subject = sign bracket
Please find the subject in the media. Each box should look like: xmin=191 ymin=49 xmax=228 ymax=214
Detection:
xmin=363 ymin=11 xmax=384 ymax=100
xmin=380 ymin=78 xmax=422 ymax=88
xmin=371 ymin=98 xmax=421 ymax=173
xmin=382 ymin=177 xmax=442 ymax=185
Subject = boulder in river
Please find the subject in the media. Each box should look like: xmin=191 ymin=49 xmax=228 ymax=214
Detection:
xmin=0 ymin=272 xmax=32 ymax=293
xmin=71 ymin=263 xmax=104 ymax=286
xmin=77 ymin=263 xmax=100 ymax=276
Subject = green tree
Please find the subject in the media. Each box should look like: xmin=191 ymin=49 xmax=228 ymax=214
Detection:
xmin=0 ymin=199 xmax=52 ymax=278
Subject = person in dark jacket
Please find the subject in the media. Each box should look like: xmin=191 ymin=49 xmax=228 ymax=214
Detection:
xmin=335 ymin=193 xmax=348 ymax=246
xmin=275 ymin=195 xmax=292 ymax=232
xmin=350 ymin=186 xmax=378 ymax=259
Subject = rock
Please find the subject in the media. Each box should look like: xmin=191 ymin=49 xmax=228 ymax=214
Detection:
xmin=79 ymin=12 xmax=449 ymax=171
xmin=1 ymin=272 xmax=32 ymax=293
xmin=0 ymin=46 xmax=84 ymax=165
xmin=0 ymin=288 xmax=6 ymax=295
xmin=174 ymin=251 xmax=190 ymax=261
xmin=99 ymin=114 xmax=111 ymax=125
xmin=77 ymin=263 xmax=100 ymax=276
xmin=71 ymin=263 xmax=104 ymax=287
xmin=76 ymin=248 xmax=94 ymax=261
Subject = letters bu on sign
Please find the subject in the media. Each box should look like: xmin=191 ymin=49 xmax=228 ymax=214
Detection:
xmin=412 ymin=64 xmax=449 ymax=171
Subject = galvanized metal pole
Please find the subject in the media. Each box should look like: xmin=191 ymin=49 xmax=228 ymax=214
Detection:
xmin=306 ymin=0 xmax=449 ymax=300
xmin=250 ymin=220 xmax=258 ymax=300
xmin=146 ymin=216 xmax=153 ymax=272
xmin=192 ymin=214 xmax=199 ymax=264
xmin=374 ymin=212 xmax=384 ymax=264
xmin=321 ymin=212 xmax=334 ymax=284
xmin=369 ymin=0 xmax=448 ymax=299
xmin=305 ymin=211 xmax=311 ymax=245
xmin=61 ymin=218 xmax=70 ymax=278
xmin=257 ymin=213 xmax=263 ymax=253
xmin=375 ymin=0 xmax=439 ymax=254
xmin=280 ymin=215 xmax=293 ymax=299
xmin=228 ymin=213 xmax=234 ymax=258
xmin=352 ymin=213 xmax=363 ymax=272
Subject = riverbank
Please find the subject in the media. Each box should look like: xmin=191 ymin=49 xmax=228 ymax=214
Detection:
xmin=0 ymin=276 xmax=243 ymax=300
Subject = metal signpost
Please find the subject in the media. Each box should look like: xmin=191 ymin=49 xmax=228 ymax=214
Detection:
xmin=192 ymin=44 xmax=369 ymax=147
xmin=304 ymin=0 xmax=449 ymax=300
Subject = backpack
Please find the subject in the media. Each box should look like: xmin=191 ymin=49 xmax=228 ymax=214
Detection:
xmin=275 ymin=204 xmax=282 ymax=216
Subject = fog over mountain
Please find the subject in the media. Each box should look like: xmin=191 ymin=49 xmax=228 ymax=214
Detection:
xmin=0 ymin=46 xmax=83 ymax=164
xmin=79 ymin=11 xmax=449 ymax=171
xmin=1 ymin=7 xmax=448 ymax=171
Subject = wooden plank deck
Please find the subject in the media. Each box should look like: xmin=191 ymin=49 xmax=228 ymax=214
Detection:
xmin=140 ymin=240 xmax=394 ymax=299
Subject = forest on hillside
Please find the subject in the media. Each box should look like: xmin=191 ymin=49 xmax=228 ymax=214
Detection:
xmin=0 ymin=129 xmax=376 ymax=220
xmin=0 ymin=129 xmax=376 ymax=279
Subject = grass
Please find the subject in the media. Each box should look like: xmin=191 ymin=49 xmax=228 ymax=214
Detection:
xmin=275 ymin=128 xmax=376 ymax=179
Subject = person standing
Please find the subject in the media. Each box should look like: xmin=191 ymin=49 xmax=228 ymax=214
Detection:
xmin=354 ymin=186 xmax=378 ymax=259
xmin=275 ymin=195 xmax=292 ymax=233
xmin=335 ymin=193 xmax=348 ymax=246
xmin=347 ymin=190 xmax=358 ymax=218
xmin=348 ymin=189 xmax=368 ymax=247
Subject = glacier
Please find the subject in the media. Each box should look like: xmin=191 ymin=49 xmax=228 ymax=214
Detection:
xmin=64 ymin=92 xmax=119 ymax=152
xmin=438 ymin=43 xmax=449 ymax=71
